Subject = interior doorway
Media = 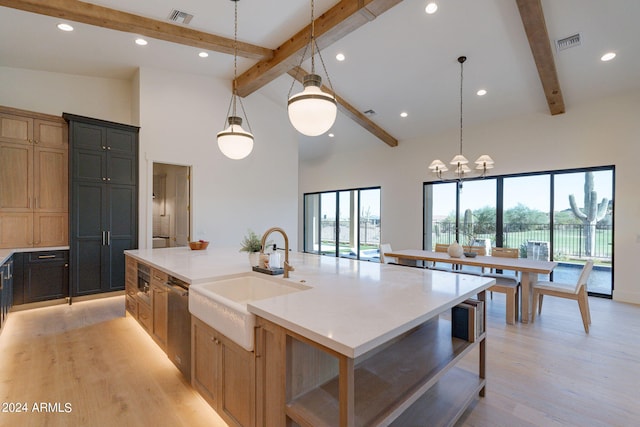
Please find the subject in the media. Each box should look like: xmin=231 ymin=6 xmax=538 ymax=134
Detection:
xmin=152 ymin=163 xmax=191 ymax=248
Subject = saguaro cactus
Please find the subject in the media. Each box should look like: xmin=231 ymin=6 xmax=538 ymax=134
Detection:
xmin=569 ymin=172 xmax=609 ymax=256
xmin=462 ymin=208 xmax=474 ymax=241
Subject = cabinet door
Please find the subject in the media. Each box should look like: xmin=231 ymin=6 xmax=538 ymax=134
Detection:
xmin=34 ymin=213 xmax=68 ymax=247
xmin=151 ymin=281 xmax=168 ymax=350
xmin=192 ymin=317 xmax=219 ymax=407
xmin=0 ymin=142 xmax=33 ymax=211
xmin=34 ymin=119 xmax=67 ymax=149
xmin=24 ymin=251 xmax=69 ymax=303
xmin=34 ymin=146 xmax=68 ymax=212
xmin=71 ymin=121 xmax=106 ymax=151
xmin=0 ymin=213 xmax=33 ymax=248
xmin=0 ymin=112 xmax=33 ymax=145
xmin=220 ymin=335 xmax=256 ymax=427
xmin=73 ymin=148 xmax=106 ymax=183
xmin=106 ymin=185 xmax=137 ymax=291
xmin=71 ymin=182 xmax=107 ymax=296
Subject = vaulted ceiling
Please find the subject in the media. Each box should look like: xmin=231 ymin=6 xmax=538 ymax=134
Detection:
xmin=1 ymin=0 xmax=639 ymax=156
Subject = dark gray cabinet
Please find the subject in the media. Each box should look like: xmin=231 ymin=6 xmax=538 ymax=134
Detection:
xmin=64 ymin=114 xmax=139 ymax=297
xmin=1 ymin=256 xmax=13 ymax=329
xmin=12 ymin=251 xmax=68 ymax=305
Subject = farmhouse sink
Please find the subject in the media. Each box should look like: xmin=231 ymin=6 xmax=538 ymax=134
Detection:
xmin=189 ymin=274 xmax=310 ymax=351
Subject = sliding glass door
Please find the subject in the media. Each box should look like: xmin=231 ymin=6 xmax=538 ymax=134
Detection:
xmin=304 ymin=187 xmax=381 ymax=262
xmin=424 ymin=166 xmax=614 ymax=296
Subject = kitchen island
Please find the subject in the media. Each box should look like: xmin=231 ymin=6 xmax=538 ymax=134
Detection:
xmin=125 ymin=247 xmax=493 ymax=426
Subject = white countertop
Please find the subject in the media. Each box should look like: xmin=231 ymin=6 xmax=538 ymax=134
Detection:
xmin=125 ymin=247 xmax=494 ymax=358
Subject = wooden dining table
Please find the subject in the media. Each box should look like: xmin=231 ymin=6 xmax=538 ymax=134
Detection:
xmin=384 ymin=249 xmax=558 ymax=323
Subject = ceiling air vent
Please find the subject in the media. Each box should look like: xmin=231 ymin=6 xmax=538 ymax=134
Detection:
xmin=556 ymin=33 xmax=581 ymax=52
xmin=168 ymin=9 xmax=194 ymax=25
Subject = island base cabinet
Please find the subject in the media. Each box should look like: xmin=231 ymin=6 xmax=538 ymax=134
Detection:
xmin=191 ymin=316 xmax=256 ymax=427
xmin=255 ymin=290 xmax=487 ymax=427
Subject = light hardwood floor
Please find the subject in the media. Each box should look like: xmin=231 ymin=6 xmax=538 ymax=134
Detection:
xmin=0 ymin=294 xmax=638 ymax=427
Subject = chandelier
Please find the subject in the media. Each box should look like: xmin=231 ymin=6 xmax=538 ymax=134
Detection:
xmin=428 ymin=56 xmax=494 ymax=182
xmin=217 ymin=0 xmax=254 ymax=160
xmin=287 ymin=0 xmax=337 ymax=136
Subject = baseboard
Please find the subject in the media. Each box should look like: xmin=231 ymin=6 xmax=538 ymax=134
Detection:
xmin=612 ymin=290 xmax=640 ymax=305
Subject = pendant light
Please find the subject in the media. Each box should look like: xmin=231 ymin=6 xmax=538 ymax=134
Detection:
xmin=287 ymin=0 xmax=337 ymax=136
xmin=217 ymin=0 xmax=254 ymax=160
xmin=428 ymin=56 xmax=494 ymax=182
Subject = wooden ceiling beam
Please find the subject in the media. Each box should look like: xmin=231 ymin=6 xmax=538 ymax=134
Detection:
xmin=288 ymin=66 xmax=398 ymax=147
xmin=0 ymin=0 xmax=273 ymax=60
xmin=516 ymin=0 xmax=565 ymax=115
xmin=235 ymin=0 xmax=403 ymax=97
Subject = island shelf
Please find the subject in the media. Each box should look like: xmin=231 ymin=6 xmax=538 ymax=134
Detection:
xmin=255 ymin=290 xmax=486 ymax=427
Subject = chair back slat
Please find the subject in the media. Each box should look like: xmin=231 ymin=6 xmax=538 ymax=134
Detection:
xmin=491 ymin=247 xmax=519 ymax=258
xmin=575 ymin=260 xmax=594 ymax=293
xmin=434 ymin=243 xmax=449 ymax=253
xmin=463 ymin=245 xmax=486 ymax=256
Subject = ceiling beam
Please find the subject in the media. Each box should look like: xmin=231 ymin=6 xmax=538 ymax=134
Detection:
xmin=516 ymin=0 xmax=565 ymax=115
xmin=288 ymin=66 xmax=398 ymax=147
xmin=0 ymin=0 xmax=273 ymax=60
xmin=235 ymin=0 xmax=403 ymax=97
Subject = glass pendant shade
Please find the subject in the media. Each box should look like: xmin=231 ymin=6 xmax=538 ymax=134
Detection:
xmin=217 ymin=116 xmax=254 ymax=160
xmin=475 ymin=154 xmax=495 ymax=170
xmin=288 ymin=74 xmax=337 ymax=136
xmin=450 ymin=154 xmax=469 ymax=165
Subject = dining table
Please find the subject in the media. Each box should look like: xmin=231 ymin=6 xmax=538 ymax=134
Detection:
xmin=383 ymin=249 xmax=558 ymax=323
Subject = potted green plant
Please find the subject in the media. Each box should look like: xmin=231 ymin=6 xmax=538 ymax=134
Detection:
xmin=240 ymin=229 xmax=263 ymax=266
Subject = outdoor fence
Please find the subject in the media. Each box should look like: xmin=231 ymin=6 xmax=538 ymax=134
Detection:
xmin=432 ymin=221 xmax=612 ymax=261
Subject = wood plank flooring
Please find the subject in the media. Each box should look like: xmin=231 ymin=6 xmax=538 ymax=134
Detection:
xmin=0 ymin=293 xmax=638 ymax=426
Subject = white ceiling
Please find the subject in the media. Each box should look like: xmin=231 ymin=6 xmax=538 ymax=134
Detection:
xmin=1 ymin=0 xmax=639 ymax=156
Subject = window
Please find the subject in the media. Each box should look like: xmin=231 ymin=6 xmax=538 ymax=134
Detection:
xmin=304 ymin=187 xmax=381 ymax=261
xmin=424 ymin=166 xmax=614 ymax=296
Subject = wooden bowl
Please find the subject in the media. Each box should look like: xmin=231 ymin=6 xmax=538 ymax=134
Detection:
xmin=189 ymin=241 xmax=209 ymax=250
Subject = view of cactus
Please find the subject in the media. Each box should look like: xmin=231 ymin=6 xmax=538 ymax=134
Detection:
xmin=569 ymin=172 xmax=609 ymax=257
xmin=462 ymin=208 xmax=474 ymax=241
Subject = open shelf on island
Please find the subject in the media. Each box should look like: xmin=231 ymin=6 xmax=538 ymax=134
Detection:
xmin=285 ymin=317 xmax=486 ymax=427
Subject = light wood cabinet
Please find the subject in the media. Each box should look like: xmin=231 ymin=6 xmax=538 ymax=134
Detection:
xmin=192 ymin=316 xmax=256 ymax=427
xmin=0 ymin=106 xmax=68 ymax=248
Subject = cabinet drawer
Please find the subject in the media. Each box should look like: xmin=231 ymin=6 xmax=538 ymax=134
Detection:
xmin=28 ymin=250 xmax=68 ymax=263
xmin=151 ymin=268 xmax=168 ymax=285
xmin=137 ymin=301 xmax=152 ymax=331
xmin=125 ymin=282 xmax=137 ymax=299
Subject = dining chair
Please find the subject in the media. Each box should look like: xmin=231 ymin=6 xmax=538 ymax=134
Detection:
xmin=483 ymin=247 xmax=520 ymax=325
xmin=379 ymin=243 xmax=396 ymax=264
xmin=531 ymin=260 xmax=593 ymax=333
xmin=457 ymin=245 xmax=486 ymax=275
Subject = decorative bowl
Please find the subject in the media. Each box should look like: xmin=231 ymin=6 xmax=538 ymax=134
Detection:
xmin=463 ymin=251 xmax=477 ymax=258
xmin=189 ymin=240 xmax=210 ymax=250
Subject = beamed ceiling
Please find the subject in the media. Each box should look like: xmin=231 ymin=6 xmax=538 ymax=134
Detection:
xmin=1 ymin=0 xmax=639 ymax=154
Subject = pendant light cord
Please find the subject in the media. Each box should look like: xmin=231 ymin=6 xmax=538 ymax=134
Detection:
xmin=459 ymin=57 xmax=464 ymax=156
xmin=224 ymin=0 xmax=252 ymax=132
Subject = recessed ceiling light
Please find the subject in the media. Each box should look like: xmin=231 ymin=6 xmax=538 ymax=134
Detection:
xmin=336 ymin=53 xmax=345 ymax=61
xmin=600 ymin=52 xmax=616 ymax=62
xmin=425 ymin=2 xmax=438 ymax=14
xmin=477 ymin=89 xmax=487 ymax=96
xmin=57 ymin=23 xmax=74 ymax=32
xmin=328 ymin=133 xmax=335 ymax=138
xmin=400 ymin=112 xmax=408 ymax=118
xmin=135 ymin=38 xmax=148 ymax=46
xmin=198 ymin=51 xmax=209 ymax=58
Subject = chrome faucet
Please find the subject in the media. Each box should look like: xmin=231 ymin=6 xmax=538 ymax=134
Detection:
xmin=261 ymin=227 xmax=294 ymax=278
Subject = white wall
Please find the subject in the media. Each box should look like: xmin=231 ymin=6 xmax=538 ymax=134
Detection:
xmin=299 ymin=90 xmax=640 ymax=304
xmin=137 ymin=67 xmax=299 ymax=252
xmin=0 ymin=66 xmax=133 ymax=123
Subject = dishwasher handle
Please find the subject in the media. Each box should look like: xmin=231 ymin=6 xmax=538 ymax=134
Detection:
xmin=165 ymin=281 xmax=189 ymax=297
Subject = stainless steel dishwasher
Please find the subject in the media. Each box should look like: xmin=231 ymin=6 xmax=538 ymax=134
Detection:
xmin=166 ymin=276 xmax=191 ymax=380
